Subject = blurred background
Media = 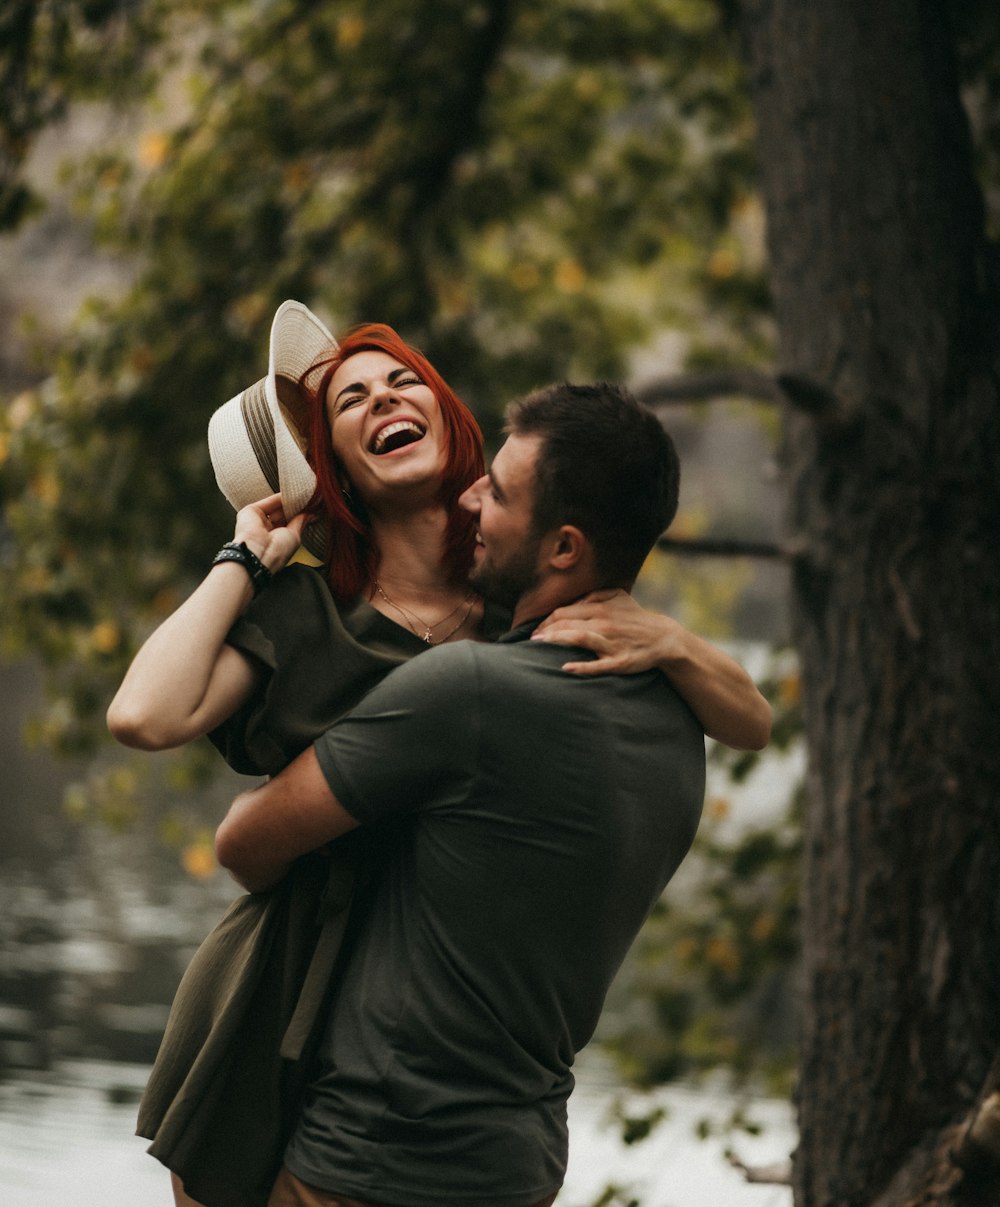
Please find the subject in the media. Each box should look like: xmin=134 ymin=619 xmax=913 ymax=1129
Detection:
xmin=0 ymin=3 xmax=805 ymax=1203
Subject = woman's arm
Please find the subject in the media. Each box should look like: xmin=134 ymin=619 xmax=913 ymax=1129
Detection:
xmin=532 ymin=590 xmax=772 ymax=751
xmin=107 ymin=494 xmax=306 ymax=750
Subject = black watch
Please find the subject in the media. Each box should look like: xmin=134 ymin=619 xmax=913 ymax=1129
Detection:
xmin=211 ymin=541 xmax=273 ymax=595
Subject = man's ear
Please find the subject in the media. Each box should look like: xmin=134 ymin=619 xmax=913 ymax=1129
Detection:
xmin=547 ymin=524 xmax=588 ymax=571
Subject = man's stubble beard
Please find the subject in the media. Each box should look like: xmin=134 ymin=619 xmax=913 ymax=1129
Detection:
xmin=468 ymin=546 xmax=540 ymax=613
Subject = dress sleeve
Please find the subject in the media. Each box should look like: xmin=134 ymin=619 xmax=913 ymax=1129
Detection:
xmin=208 ymin=565 xmax=417 ymax=776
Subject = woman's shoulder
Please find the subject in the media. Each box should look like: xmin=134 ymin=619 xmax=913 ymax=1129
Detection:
xmin=254 ymin=561 xmax=336 ymax=625
xmin=226 ymin=562 xmax=342 ymax=664
xmin=270 ymin=559 xmax=328 ymax=598
xmin=241 ymin=562 xmax=421 ymax=659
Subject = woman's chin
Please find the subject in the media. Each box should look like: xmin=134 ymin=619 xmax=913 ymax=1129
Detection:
xmin=357 ymin=459 xmax=445 ymax=509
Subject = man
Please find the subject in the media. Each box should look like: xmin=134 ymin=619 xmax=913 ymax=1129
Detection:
xmin=215 ymin=382 xmax=707 ymax=1207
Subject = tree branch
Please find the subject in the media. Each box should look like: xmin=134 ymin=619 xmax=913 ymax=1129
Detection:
xmin=637 ymin=368 xmax=851 ymax=422
xmin=638 ymin=369 xmax=783 ymax=407
xmin=656 ymin=534 xmax=796 ymax=560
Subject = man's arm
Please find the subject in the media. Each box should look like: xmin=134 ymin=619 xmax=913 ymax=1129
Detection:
xmin=532 ymin=590 xmax=772 ymax=751
xmin=216 ymin=640 xmax=478 ymax=892
xmin=215 ymin=746 xmax=360 ymax=893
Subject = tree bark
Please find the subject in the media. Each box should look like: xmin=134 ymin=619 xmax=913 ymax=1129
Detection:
xmin=736 ymin=2 xmax=1000 ymax=1204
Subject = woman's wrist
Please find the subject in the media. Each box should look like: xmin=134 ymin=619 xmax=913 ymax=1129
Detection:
xmin=653 ymin=615 xmax=692 ymax=673
xmin=212 ymin=541 xmax=273 ymax=595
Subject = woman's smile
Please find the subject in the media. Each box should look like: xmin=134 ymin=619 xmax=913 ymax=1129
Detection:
xmin=327 ymin=350 xmax=446 ymax=502
xmin=368 ymin=417 xmax=427 ymax=456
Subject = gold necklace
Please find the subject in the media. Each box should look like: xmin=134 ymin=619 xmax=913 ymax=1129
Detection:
xmin=373 ymin=579 xmax=477 ymax=644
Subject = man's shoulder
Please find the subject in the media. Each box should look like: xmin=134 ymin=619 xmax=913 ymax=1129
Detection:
xmin=372 ymin=635 xmax=481 ymax=697
xmin=384 ymin=634 xmax=554 ymax=700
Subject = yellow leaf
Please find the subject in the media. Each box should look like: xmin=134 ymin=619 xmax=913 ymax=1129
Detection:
xmin=779 ymin=672 xmax=801 ymax=707
xmin=554 ymin=258 xmax=587 ymax=294
xmin=337 ymin=14 xmax=365 ymax=50
xmin=139 ymin=132 xmax=170 ymax=169
xmin=706 ymin=936 xmax=740 ymax=974
xmin=706 ymin=795 xmax=731 ymax=822
xmin=707 ymin=247 xmax=739 ymax=280
xmin=90 ymin=621 xmax=121 ymax=655
xmin=182 ymin=839 xmax=218 ymax=881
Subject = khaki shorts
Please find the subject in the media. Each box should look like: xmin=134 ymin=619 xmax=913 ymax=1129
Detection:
xmin=267 ymin=1165 xmax=558 ymax=1207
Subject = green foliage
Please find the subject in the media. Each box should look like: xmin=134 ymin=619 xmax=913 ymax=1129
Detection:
xmin=0 ymin=0 xmax=166 ymax=230
xmin=600 ymin=649 xmax=804 ymax=1096
xmin=0 ymin=0 xmax=764 ymax=759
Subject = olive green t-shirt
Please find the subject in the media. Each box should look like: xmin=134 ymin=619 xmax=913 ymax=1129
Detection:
xmin=209 ymin=563 xmax=508 ymax=776
xmin=287 ymin=621 xmax=707 ymax=1207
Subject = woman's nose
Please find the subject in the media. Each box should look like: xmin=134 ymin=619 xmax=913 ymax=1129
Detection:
xmin=370 ymin=383 xmax=400 ymax=411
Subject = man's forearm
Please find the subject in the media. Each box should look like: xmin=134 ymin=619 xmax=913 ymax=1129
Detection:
xmin=215 ymin=786 xmax=296 ymax=892
xmin=215 ymin=746 xmax=360 ymax=891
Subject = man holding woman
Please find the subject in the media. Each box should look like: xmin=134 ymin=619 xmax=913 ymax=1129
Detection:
xmin=109 ymin=302 xmax=770 ymax=1205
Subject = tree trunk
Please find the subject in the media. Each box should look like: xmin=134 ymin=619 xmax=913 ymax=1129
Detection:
xmin=736 ymin=2 xmax=1000 ymax=1204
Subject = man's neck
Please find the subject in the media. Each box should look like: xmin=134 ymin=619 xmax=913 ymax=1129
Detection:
xmin=511 ymin=574 xmax=603 ymax=628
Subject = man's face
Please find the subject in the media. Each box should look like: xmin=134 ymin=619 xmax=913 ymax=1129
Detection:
xmin=459 ymin=432 xmax=546 ymax=610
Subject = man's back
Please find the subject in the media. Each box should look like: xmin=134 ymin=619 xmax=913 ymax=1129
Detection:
xmin=287 ymin=625 xmax=706 ymax=1206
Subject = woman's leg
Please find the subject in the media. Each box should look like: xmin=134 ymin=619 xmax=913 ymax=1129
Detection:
xmin=171 ymin=1171 xmax=208 ymax=1207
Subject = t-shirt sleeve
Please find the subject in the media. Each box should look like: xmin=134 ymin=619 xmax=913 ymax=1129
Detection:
xmin=207 ymin=565 xmax=417 ymax=777
xmin=313 ymin=642 xmax=480 ymax=826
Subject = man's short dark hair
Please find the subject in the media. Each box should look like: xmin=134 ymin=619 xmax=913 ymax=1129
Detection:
xmin=505 ymin=381 xmax=680 ymax=587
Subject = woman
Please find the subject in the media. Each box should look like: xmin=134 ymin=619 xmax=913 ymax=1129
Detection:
xmin=109 ymin=303 xmax=770 ymax=1207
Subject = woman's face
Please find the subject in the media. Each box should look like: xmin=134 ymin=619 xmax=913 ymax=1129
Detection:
xmin=326 ymin=350 xmax=447 ymax=509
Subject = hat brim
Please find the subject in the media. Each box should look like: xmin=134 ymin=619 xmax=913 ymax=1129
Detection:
xmin=208 ymin=300 xmax=338 ymax=562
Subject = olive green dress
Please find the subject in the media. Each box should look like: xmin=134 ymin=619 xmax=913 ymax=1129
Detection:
xmin=136 ymin=565 xmax=504 ymax=1207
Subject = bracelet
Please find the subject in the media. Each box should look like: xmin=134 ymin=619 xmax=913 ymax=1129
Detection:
xmin=211 ymin=541 xmax=272 ymax=595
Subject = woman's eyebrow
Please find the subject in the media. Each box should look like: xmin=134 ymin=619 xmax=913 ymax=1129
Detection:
xmin=332 ymin=380 xmax=365 ymax=407
xmin=332 ymin=366 xmax=415 ymax=408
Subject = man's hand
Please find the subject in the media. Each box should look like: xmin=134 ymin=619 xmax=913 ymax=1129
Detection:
xmin=533 ymin=589 xmax=771 ymax=751
xmin=215 ymin=747 xmax=360 ymax=892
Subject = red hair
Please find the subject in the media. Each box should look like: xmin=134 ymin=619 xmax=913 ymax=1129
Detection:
xmin=301 ymin=324 xmax=484 ymax=602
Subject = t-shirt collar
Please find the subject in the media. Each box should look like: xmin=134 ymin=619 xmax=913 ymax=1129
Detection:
xmin=497 ymin=616 xmax=546 ymax=644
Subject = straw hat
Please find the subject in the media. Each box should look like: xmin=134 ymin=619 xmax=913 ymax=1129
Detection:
xmin=208 ymin=300 xmax=338 ymax=559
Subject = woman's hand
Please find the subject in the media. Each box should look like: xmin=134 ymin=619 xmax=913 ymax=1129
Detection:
xmin=533 ymin=590 xmax=674 ymax=674
xmin=234 ymin=492 xmax=308 ymax=575
xmin=533 ymin=590 xmax=772 ymax=751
